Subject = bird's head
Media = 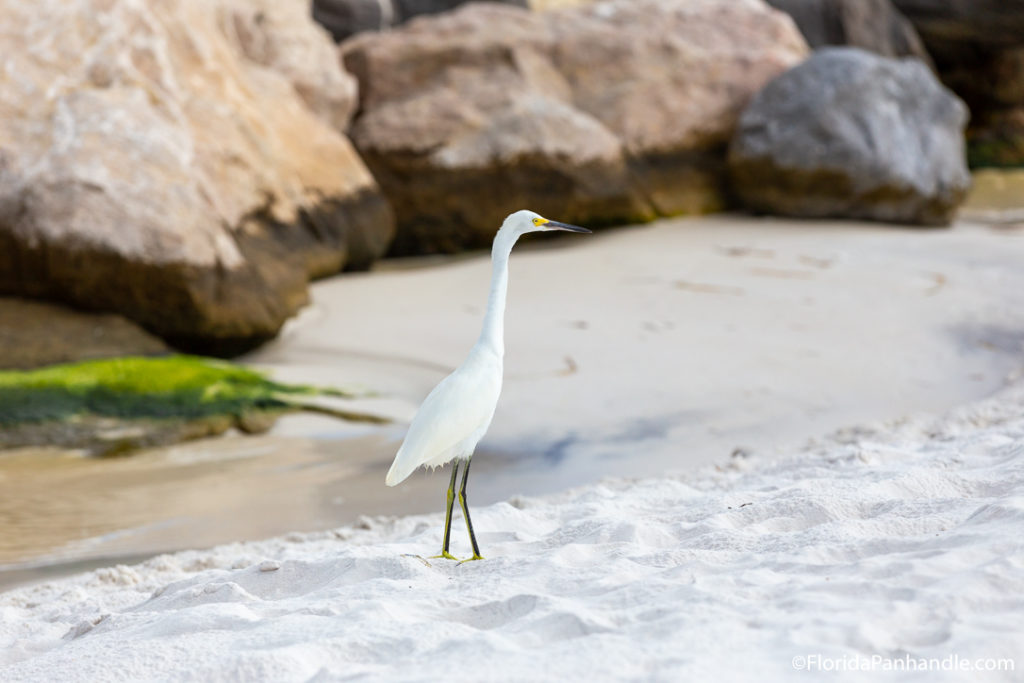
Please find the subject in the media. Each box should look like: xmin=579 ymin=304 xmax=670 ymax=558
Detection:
xmin=501 ymin=210 xmax=592 ymax=237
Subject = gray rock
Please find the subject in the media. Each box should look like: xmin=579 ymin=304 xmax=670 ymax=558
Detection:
xmin=313 ymin=0 xmax=527 ymax=42
xmin=729 ymin=48 xmax=970 ymax=226
xmin=395 ymin=0 xmax=528 ymax=22
xmin=313 ymin=0 xmax=391 ymax=42
xmin=766 ymin=0 xmax=932 ymax=67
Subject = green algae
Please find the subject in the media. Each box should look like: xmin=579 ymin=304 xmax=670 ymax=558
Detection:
xmin=0 ymin=355 xmax=362 ymax=426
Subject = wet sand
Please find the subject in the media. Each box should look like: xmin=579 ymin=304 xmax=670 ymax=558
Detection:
xmin=3 ymin=212 xmax=1024 ymax=590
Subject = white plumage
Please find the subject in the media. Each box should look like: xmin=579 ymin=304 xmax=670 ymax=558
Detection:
xmin=385 ymin=351 xmax=501 ymax=486
xmin=385 ymin=209 xmax=590 ymax=561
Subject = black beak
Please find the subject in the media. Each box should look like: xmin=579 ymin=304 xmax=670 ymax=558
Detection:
xmin=547 ymin=220 xmax=592 ymax=233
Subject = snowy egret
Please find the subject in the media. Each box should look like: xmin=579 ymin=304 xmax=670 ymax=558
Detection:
xmin=386 ymin=210 xmax=591 ymax=561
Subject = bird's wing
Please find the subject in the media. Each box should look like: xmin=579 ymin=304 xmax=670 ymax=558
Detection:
xmin=386 ymin=363 xmax=501 ymax=486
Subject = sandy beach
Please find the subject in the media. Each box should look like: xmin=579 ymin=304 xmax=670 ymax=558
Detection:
xmin=2 ymin=358 xmax=1022 ymax=681
xmin=3 ymin=213 xmax=1024 ymax=588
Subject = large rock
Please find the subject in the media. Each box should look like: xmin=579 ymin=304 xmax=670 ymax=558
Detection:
xmin=0 ymin=0 xmax=393 ymax=354
xmin=312 ymin=0 xmax=528 ymax=43
xmin=343 ymin=1 xmax=808 ymax=254
xmin=766 ymin=0 xmax=932 ymax=66
xmin=728 ymin=48 xmax=970 ymax=225
xmin=227 ymin=0 xmax=360 ymax=131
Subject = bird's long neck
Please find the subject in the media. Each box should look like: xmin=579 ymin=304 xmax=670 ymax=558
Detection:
xmin=476 ymin=228 xmax=518 ymax=358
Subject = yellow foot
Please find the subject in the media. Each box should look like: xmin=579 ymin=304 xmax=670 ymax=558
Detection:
xmin=429 ymin=551 xmax=459 ymax=561
xmin=457 ymin=554 xmax=485 ymax=565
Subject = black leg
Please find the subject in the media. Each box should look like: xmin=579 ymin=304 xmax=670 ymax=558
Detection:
xmin=458 ymin=459 xmax=483 ymax=560
xmin=430 ymin=462 xmax=459 ymax=560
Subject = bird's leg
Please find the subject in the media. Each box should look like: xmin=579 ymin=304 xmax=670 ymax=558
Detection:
xmin=429 ymin=463 xmax=460 ymax=561
xmin=458 ymin=458 xmax=484 ymax=562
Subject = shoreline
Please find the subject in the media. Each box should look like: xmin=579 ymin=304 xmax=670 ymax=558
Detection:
xmin=3 ymin=213 xmax=1024 ymax=589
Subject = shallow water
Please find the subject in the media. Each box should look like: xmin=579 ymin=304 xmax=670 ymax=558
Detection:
xmin=0 ymin=420 xmax=591 ymax=591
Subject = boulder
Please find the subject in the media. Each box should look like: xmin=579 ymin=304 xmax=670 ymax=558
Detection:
xmin=766 ymin=0 xmax=932 ymax=66
xmin=312 ymin=0 xmax=528 ymax=43
xmin=343 ymin=1 xmax=808 ymax=254
xmin=728 ymin=48 xmax=970 ymax=225
xmin=225 ymin=0 xmax=360 ymax=131
xmin=0 ymin=0 xmax=393 ymax=355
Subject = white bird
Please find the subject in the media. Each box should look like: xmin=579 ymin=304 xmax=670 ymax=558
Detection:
xmin=386 ymin=209 xmax=591 ymax=561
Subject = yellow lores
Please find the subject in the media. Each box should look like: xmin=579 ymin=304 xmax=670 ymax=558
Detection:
xmin=385 ymin=210 xmax=591 ymax=562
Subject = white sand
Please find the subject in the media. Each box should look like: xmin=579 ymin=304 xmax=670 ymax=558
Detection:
xmin=2 ymin=378 xmax=1022 ymax=681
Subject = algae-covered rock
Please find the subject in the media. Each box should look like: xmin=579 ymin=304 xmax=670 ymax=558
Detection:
xmin=0 ymin=356 xmax=387 ymax=455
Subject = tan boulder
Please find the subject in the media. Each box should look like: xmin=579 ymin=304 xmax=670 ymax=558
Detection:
xmin=0 ymin=0 xmax=393 ymax=354
xmin=224 ymin=0 xmax=359 ymax=131
xmin=545 ymin=0 xmax=809 ymax=216
xmin=343 ymin=1 xmax=807 ymax=253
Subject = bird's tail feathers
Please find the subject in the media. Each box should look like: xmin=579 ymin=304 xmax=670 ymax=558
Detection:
xmin=385 ymin=448 xmax=417 ymax=486
xmin=385 ymin=464 xmax=408 ymax=487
